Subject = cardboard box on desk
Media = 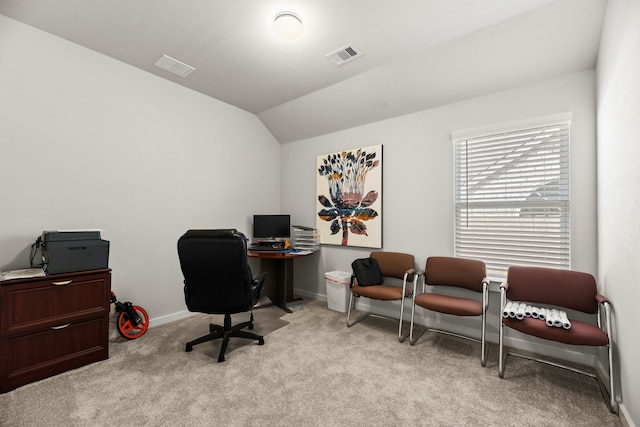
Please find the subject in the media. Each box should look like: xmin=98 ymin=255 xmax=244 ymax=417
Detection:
xmin=42 ymin=231 xmax=110 ymax=275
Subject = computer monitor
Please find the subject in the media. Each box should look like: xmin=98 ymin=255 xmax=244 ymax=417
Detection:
xmin=252 ymin=214 xmax=291 ymax=241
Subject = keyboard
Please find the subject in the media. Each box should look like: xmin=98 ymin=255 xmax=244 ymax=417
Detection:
xmin=249 ymin=245 xmax=285 ymax=252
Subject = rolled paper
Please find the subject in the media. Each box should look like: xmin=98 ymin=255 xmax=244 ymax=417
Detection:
xmin=558 ymin=310 xmax=572 ymax=329
xmin=507 ymin=302 xmax=517 ymax=318
xmin=545 ymin=314 xmax=554 ymax=327
xmin=524 ymin=305 xmax=533 ymax=317
xmin=531 ymin=306 xmax=540 ymax=318
xmin=546 ymin=309 xmax=561 ymax=327
xmin=509 ymin=301 xmax=518 ymax=318
xmin=551 ymin=309 xmax=563 ymax=327
xmin=538 ymin=308 xmax=546 ymax=321
xmin=502 ymin=301 xmax=513 ymax=318
xmin=545 ymin=309 xmax=555 ymax=326
xmin=515 ymin=303 xmax=526 ymax=320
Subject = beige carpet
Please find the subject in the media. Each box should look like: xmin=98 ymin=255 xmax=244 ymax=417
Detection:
xmin=0 ymin=300 xmax=620 ymax=426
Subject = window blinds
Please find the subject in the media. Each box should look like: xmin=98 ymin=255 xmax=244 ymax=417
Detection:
xmin=453 ymin=115 xmax=571 ymax=279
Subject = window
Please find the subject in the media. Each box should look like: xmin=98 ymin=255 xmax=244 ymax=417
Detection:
xmin=453 ymin=113 xmax=571 ymax=279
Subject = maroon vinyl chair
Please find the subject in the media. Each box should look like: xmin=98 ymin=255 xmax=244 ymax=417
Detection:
xmin=409 ymin=256 xmax=489 ymax=366
xmin=347 ymin=251 xmax=416 ymax=342
xmin=499 ymin=266 xmax=618 ymax=413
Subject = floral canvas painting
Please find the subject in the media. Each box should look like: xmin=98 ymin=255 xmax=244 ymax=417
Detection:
xmin=316 ymin=144 xmax=382 ymax=248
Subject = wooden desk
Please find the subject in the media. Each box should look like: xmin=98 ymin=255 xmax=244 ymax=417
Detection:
xmin=248 ymin=251 xmax=313 ymax=312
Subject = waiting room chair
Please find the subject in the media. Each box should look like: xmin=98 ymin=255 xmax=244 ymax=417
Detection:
xmin=347 ymin=251 xmax=415 ymax=342
xmin=498 ymin=266 xmax=618 ymax=414
xmin=409 ymin=256 xmax=489 ymax=366
xmin=177 ymin=229 xmax=266 ymax=362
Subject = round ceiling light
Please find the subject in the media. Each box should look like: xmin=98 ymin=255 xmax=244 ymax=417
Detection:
xmin=273 ymin=12 xmax=302 ymax=42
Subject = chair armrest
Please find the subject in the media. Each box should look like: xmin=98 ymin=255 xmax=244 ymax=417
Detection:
xmin=251 ymin=272 xmax=267 ymax=303
xmin=412 ymin=268 xmax=424 ymax=297
xmin=401 ymin=268 xmax=418 ymax=296
xmin=500 ymin=280 xmax=509 ymax=310
xmin=253 ymin=271 xmax=267 ymax=286
xmin=404 ymin=268 xmax=417 ymax=281
xmin=596 ymin=294 xmax=609 ymax=304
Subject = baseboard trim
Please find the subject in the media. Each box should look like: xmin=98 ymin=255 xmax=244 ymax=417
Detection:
xmin=149 ymin=309 xmax=194 ymax=327
xmin=619 ymin=404 xmax=635 ymax=427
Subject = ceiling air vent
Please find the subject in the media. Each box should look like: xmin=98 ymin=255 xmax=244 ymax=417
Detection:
xmin=154 ymin=54 xmax=195 ymax=77
xmin=326 ymin=44 xmax=362 ymax=66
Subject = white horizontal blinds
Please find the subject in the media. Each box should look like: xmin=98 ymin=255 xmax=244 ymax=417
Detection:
xmin=453 ymin=118 xmax=571 ymax=278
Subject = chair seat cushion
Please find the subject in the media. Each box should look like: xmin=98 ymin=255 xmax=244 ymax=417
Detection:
xmin=414 ymin=293 xmax=482 ymax=316
xmin=503 ymin=317 xmax=609 ymax=346
xmin=351 ymin=284 xmax=410 ymax=301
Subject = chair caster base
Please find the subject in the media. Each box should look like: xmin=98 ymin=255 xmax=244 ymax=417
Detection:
xmin=185 ymin=313 xmax=264 ymax=361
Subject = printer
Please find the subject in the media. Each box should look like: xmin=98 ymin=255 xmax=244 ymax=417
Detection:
xmin=41 ymin=230 xmax=110 ymax=275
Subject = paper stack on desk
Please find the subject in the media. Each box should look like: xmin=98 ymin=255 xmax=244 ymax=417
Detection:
xmin=291 ymin=225 xmax=319 ymax=252
xmin=0 ymin=268 xmax=46 ymax=281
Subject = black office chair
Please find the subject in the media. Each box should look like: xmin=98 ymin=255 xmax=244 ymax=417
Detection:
xmin=177 ymin=229 xmax=266 ymax=362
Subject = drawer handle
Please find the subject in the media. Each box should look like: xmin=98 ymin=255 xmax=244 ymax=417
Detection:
xmin=51 ymin=323 xmax=71 ymax=330
xmin=52 ymin=280 xmax=72 ymax=286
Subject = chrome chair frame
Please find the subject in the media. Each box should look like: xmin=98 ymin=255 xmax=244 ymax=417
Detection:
xmin=498 ymin=279 xmax=618 ymax=414
xmin=346 ymin=269 xmax=414 ymax=342
xmin=409 ymin=271 xmax=489 ymax=366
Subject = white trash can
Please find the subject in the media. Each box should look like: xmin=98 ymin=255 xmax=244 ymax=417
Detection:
xmin=324 ymin=271 xmax=352 ymax=313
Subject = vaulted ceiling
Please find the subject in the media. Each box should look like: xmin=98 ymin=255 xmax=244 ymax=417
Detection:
xmin=0 ymin=0 xmax=607 ymax=143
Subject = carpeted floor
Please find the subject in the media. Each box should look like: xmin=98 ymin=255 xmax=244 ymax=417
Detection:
xmin=0 ymin=300 xmax=620 ymax=426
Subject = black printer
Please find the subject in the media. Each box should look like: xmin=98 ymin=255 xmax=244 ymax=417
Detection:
xmin=41 ymin=230 xmax=110 ymax=274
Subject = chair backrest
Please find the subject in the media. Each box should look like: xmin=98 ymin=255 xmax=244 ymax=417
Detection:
xmin=370 ymin=251 xmax=415 ymax=281
xmin=177 ymin=229 xmax=255 ymax=315
xmin=424 ymin=256 xmax=486 ymax=292
xmin=506 ymin=266 xmax=598 ymax=314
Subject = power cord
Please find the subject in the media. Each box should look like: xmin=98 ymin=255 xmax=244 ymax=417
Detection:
xmin=29 ymin=236 xmax=44 ymax=268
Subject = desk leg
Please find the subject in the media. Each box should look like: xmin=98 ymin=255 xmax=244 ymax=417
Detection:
xmin=258 ymin=258 xmax=295 ymax=312
xmin=282 ymin=257 xmax=294 ymax=305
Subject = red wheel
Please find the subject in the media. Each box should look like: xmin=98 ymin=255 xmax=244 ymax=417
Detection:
xmin=117 ymin=305 xmax=149 ymax=339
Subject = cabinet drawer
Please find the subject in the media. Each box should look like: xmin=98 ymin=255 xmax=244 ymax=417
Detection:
xmin=0 ymin=316 xmax=108 ymax=392
xmin=1 ymin=271 xmax=110 ymax=335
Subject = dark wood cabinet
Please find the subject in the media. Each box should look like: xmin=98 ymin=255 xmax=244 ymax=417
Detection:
xmin=0 ymin=269 xmax=111 ymax=393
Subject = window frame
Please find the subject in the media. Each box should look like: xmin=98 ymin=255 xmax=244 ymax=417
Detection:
xmin=452 ymin=113 xmax=572 ymax=279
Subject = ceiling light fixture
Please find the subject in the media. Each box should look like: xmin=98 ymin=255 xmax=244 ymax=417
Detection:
xmin=273 ymin=12 xmax=302 ymax=42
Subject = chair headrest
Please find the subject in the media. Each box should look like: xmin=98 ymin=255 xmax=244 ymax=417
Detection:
xmin=370 ymin=251 xmax=415 ymax=280
xmin=424 ymin=256 xmax=486 ymax=292
xmin=506 ymin=266 xmax=598 ymax=314
xmin=182 ymin=229 xmax=238 ymax=239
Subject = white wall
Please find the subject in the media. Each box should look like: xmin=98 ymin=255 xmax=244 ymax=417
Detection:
xmin=0 ymin=15 xmax=282 ymax=323
xmin=282 ymin=70 xmax=598 ymax=363
xmin=597 ymin=0 xmax=640 ymax=424
xmin=284 ymin=70 xmax=596 ymax=290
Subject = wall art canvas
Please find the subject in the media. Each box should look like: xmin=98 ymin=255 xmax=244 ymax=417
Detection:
xmin=316 ymin=144 xmax=382 ymax=248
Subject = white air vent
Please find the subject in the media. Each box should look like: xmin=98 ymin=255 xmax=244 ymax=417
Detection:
xmin=154 ymin=55 xmax=195 ymax=77
xmin=326 ymin=44 xmax=362 ymax=66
